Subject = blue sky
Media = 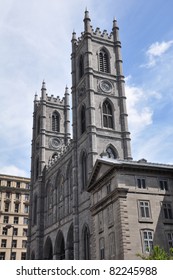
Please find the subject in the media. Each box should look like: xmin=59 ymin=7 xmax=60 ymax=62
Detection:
xmin=0 ymin=0 xmax=173 ymax=177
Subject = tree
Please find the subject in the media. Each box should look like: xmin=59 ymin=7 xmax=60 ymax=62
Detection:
xmin=137 ymin=245 xmax=173 ymax=260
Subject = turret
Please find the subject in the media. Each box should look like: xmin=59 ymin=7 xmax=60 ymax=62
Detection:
xmin=84 ymin=9 xmax=92 ymax=33
xmin=112 ymin=18 xmax=132 ymax=160
xmin=41 ymin=80 xmax=47 ymax=100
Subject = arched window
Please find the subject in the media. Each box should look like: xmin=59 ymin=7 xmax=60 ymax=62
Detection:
xmin=81 ymin=105 xmax=86 ymax=134
xmin=79 ymin=55 xmax=84 ymax=79
xmin=67 ymin=163 xmax=73 ymax=214
xmin=37 ymin=116 xmax=41 ymax=135
xmin=35 ymin=157 xmax=39 ymax=179
xmin=106 ymin=146 xmax=117 ymax=159
xmin=103 ymin=100 xmax=113 ymax=128
xmin=81 ymin=151 xmax=87 ymax=190
xmin=83 ymin=225 xmax=90 ymax=259
xmin=99 ymin=49 xmax=109 ymax=73
xmin=33 ymin=195 xmax=37 ymax=225
xmin=52 ymin=112 xmax=60 ymax=132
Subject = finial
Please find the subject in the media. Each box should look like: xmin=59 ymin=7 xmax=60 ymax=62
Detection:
xmin=84 ymin=9 xmax=91 ymax=32
xmin=34 ymin=92 xmax=38 ymax=101
xmin=84 ymin=8 xmax=90 ymax=19
xmin=72 ymin=30 xmax=76 ymax=40
xmin=42 ymin=80 xmax=46 ymax=90
xmin=113 ymin=17 xmax=118 ymax=29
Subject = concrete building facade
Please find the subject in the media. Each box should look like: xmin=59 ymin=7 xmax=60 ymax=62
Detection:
xmin=0 ymin=174 xmax=30 ymax=260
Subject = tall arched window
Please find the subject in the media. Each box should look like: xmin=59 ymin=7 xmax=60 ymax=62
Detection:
xmin=103 ymin=100 xmax=113 ymax=128
xmin=83 ymin=225 xmax=90 ymax=259
xmin=33 ymin=195 xmax=37 ymax=225
xmin=81 ymin=151 xmax=87 ymax=190
xmin=37 ymin=116 xmax=41 ymax=135
xmin=79 ymin=55 xmax=84 ymax=79
xmin=35 ymin=157 xmax=39 ymax=180
xmin=99 ymin=49 xmax=109 ymax=73
xmin=81 ymin=105 xmax=86 ymax=134
xmin=67 ymin=164 xmax=73 ymax=214
xmin=106 ymin=146 xmax=117 ymax=159
xmin=52 ymin=112 xmax=60 ymax=132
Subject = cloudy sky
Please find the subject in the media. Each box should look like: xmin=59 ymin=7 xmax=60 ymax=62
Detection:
xmin=0 ymin=0 xmax=173 ymax=177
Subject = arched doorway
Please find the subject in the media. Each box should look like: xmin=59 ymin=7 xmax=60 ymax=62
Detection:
xmin=66 ymin=224 xmax=74 ymax=259
xmin=54 ymin=230 xmax=65 ymax=259
xmin=82 ymin=224 xmax=90 ymax=259
xmin=43 ymin=236 xmax=53 ymax=260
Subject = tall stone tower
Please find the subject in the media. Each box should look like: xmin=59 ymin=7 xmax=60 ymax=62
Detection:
xmin=71 ymin=10 xmax=132 ymax=179
xmin=31 ymin=81 xmax=71 ymax=180
xmin=28 ymin=10 xmax=132 ymax=260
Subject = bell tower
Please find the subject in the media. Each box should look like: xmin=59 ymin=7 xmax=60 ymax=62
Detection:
xmin=31 ymin=81 xmax=71 ymax=182
xmin=71 ymin=10 xmax=132 ymax=177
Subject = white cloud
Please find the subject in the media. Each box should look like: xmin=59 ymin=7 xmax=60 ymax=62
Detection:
xmin=125 ymin=83 xmax=153 ymax=137
xmin=0 ymin=165 xmax=28 ymax=178
xmin=142 ymin=40 xmax=173 ymax=68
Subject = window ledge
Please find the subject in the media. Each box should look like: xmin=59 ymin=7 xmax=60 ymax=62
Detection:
xmin=138 ymin=219 xmax=153 ymax=224
xmin=163 ymin=219 xmax=173 ymax=225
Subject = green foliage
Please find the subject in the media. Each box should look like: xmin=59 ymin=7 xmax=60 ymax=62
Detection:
xmin=137 ymin=245 xmax=173 ymax=260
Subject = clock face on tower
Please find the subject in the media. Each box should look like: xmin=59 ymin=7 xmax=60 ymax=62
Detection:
xmin=49 ymin=137 xmax=61 ymax=149
xmin=99 ymin=80 xmax=112 ymax=93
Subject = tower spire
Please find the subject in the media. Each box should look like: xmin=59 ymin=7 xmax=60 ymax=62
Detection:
xmin=41 ymin=80 xmax=47 ymax=100
xmin=84 ymin=9 xmax=91 ymax=33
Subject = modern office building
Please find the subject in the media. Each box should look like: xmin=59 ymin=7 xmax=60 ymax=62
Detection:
xmin=0 ymin=174 xmax=30 ymax=260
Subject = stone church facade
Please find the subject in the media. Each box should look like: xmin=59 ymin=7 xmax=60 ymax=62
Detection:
xmin=27 ymin=11 xmax=173 ymax=260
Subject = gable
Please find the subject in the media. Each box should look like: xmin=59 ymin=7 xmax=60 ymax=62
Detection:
xmin=88 ymin=159 xmax=114 ymax=189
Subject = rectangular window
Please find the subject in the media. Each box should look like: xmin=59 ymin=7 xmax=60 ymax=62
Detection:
xmin=24 ymin=205 xmax=29 ymax=213
xmin=139 ymin=201 xmax=151 ymax=218
xmin=7 ymin=181 xmax=11 ymax=187
xmin=137 ymin=178 xmax=146 ymax=189
xmin=14 ymin=203 xmax=19 ymax=213
xmin=0 ymin=252 xmax=5 ymax=260
xmin=6 ymin=192 xmax=11 ymax=198
xmin=3 ymin=216 xmax=9 ymax=223
xmin=159 ymin=180 xmax=168 ymax=191
xmin=4 ymin=202 xmax=10 ymax=212
xmin=23 ymin=228 xmax=28 ymax=237
xmin=2 ymin=227 xmax=8 ymax=235
xmin=14 ymin=217 xmax=19 ymax=224
xmin=16 ymin=193 xmax=20 ymax=200
xmin=142 ymin=230 xmax=153 ymax=253
xmin=167 ymin=232 xmax=173 ymax=248
xmin=107 ymin=183 xmax=111 ymax=194
xmin=1 ymin=239 xmax=7 ymax=248
xmin=11 ymin=252 xmax=16 ymax=260
xmin=13 ymin=228 xmax=18 ymax=236
xmin=25 ymin=194 xmax=29 ymax=201
xmin=163 ymin=203 xmax=173 ymax=219
xmin=24 ymin=218 xmax=28 ymax=225
xmin=16 ymin=182 xmax=20 ymax=188
xmin=22 ymin=240 xmax=27 ymax=248
xmin=12 ymin=240 xmax=17 ymax=248
xmin=21 ymin=252 xmax=26 ymax=260
xmin=25 ymin=183 xmax=30 ymax=189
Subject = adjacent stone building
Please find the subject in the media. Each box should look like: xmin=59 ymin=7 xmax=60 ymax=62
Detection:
xmin=0 ymin=174 xmax=30 ymax=260
xmin=27 ymin=10 xmax=173 ymax=260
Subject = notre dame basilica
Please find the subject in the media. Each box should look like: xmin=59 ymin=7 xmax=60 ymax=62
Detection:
xmin=27 ymin=10 xmax=173 ymax=260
